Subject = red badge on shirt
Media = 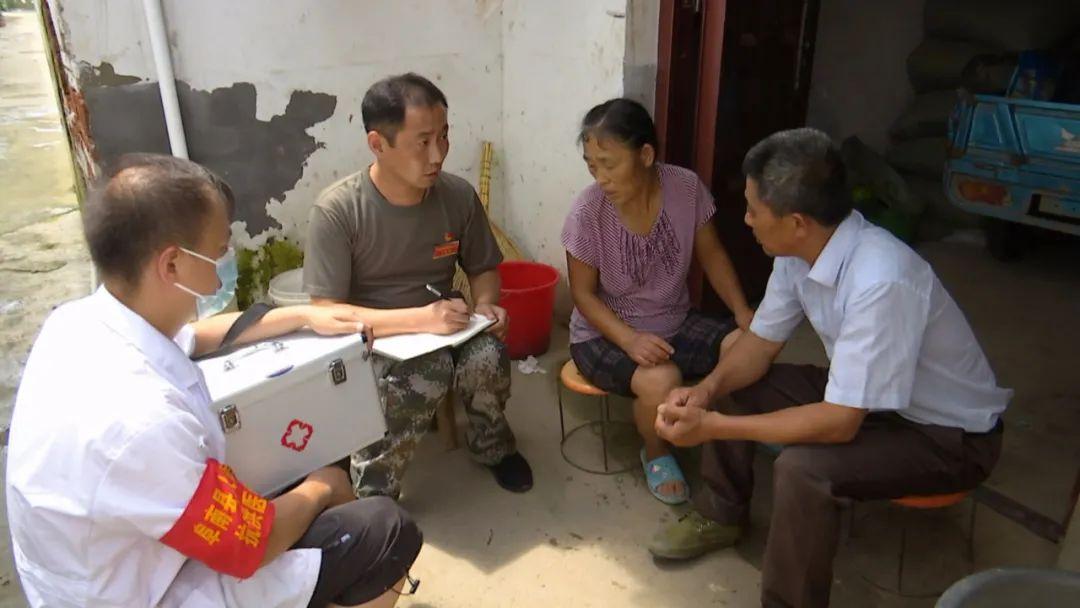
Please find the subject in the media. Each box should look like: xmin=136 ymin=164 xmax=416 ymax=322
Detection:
xmin=160 ymin=459 xmax=274 ymax=579
xmin=433 ymin=241 xmax=460 ymax=259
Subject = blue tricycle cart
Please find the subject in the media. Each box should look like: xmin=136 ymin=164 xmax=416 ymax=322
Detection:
xmin=946 ymin=54 xmax=1080 ymax=260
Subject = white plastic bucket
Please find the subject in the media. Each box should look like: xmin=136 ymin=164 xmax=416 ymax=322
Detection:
xmin=268 ymin=268 xmax=311 ymax=306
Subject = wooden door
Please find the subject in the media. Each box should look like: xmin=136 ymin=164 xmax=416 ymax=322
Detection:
xmin=656 ymin=0 xmax=821 ymax=311
xmin=655 ymin=0 xmax=704 ymax=168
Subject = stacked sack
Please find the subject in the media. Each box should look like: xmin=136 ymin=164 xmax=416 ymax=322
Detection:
xmin=885 ymin=0 xmax=1080 ymax=241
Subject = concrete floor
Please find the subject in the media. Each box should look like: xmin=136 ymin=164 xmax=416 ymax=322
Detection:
xmin=0 ymin=9 xmax=91 ymax=606
xmin=0 ymin=10 xmax=76 ymax=236
xmin=0 ymin=9 xmax=84 ymax=427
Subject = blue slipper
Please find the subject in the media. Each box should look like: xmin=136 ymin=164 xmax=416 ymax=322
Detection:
xmin=640 ymin=448 xmax=689 ymax=505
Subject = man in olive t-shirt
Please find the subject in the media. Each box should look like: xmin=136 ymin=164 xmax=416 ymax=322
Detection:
xmin=304 ymin=73 xmax=532 ymax=497
xmin=306 ymin=168 xmax=501 ymax=311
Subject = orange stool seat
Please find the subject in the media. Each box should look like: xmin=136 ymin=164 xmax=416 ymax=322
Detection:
xmin=864 ymin=489 xmax=978 ymax=597
xmin=560 ymin=360 xmax=608 ymax=396
xmin=556 ymin=360 xmax=633 ymax=475
xmin=892 ymin=491 xmax=970 ymax=509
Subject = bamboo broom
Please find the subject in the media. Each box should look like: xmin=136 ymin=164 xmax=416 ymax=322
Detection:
xmin=453 ymin=141 xmax=523 ymax=303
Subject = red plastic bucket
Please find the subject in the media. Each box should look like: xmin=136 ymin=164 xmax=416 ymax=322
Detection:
xmin=498 ymin=261 xmax=560 ymax=359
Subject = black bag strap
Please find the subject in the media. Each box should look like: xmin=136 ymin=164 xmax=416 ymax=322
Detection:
xmin=193 ymin=303 xmax=275 ymax=361
xmin=221 ymin=302 xmax=275 ymax=348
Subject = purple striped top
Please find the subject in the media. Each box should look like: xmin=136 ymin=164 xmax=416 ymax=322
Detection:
xmin=562 ymin=163 xmax=716 ymax=344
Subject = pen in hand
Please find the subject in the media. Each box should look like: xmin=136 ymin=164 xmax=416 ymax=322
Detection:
xmin=425 ymin=284 xmax=472 ymax=333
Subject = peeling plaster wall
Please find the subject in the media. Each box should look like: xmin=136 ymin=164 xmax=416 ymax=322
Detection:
xmin=48 ymin=0 xmax=640 ymax=319
xmin=48 ymin=0 xmax=505 ymax=247
xmin=501 ymin=0 xmax=628 ymax=316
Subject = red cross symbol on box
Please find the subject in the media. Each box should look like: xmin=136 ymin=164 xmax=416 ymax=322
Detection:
xmin=281 ymin=419 xmax=314 ymax=452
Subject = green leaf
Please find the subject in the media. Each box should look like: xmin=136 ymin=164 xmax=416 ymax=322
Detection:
xmin=234 ymin=238 xmax=304 ymax=310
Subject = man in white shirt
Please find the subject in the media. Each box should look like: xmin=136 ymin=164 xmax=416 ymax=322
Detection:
xmin=648 ymin=129 xmax=1011 ymax=608
xmin=6 ymin=154 xmax=421 ymax=607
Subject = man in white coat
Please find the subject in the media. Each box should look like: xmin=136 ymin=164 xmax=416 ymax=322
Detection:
xmin=6 ymin=154 xmax=422 ymax=607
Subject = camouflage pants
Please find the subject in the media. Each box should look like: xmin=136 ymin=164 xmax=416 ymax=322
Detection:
xmin=351 ymin=332 xmax=516 ymax=498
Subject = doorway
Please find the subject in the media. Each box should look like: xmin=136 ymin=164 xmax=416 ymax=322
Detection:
xmin=655 ymin=0 xmax=821 ymax=310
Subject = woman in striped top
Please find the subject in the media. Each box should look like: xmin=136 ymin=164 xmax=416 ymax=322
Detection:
xmin=562 ymin=98 xmax=753 ymax=505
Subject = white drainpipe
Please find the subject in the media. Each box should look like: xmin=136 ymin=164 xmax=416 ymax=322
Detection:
xmin=141 ymin=0 xmax=188 ymax=159
xmin=89 ymin=0 xmax=187 ymax=292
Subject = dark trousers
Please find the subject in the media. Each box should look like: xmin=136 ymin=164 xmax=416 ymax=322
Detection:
xmin=693 ymin=364 xmax=1003 ymax=608
xmin=294 ymin=497 xmax=422 ymax=607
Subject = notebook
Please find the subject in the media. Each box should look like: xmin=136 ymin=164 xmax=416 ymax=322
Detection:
xmin=372 ymin=314 xmax=496 ymax=361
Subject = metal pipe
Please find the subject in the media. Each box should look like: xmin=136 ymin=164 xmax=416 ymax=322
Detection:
xmin=140 ymin=0 xmax=188 ymax=158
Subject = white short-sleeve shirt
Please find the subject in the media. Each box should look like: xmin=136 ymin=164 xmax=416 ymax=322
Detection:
xmin=750 ymin=211 xmax=1011 ymax=432
xmin=5 ymin=288 xmax=320 ymax=607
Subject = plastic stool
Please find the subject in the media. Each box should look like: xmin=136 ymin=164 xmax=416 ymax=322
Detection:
xmin=873 ymin=491 xmax=977 ymax=597
xmin=557 ymin=360 xmax=634 ymax=475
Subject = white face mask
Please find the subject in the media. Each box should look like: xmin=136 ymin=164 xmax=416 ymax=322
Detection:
xmin=174 ymin=247 xmax=238 ymax=319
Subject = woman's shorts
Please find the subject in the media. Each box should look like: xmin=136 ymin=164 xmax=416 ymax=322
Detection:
xmin=569 ymin=311 xmax=736 ymax=397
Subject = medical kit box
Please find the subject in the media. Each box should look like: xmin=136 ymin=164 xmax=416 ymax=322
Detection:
xmin=196 ymin=331 xmax=386 ymax=495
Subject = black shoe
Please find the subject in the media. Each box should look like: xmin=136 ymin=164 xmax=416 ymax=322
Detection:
xmin=487 ymin=452 xmax=533 ymax=493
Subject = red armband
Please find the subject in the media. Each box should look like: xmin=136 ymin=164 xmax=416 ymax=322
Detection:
xmin=160 ymin=459 xmax=275 ymax=579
